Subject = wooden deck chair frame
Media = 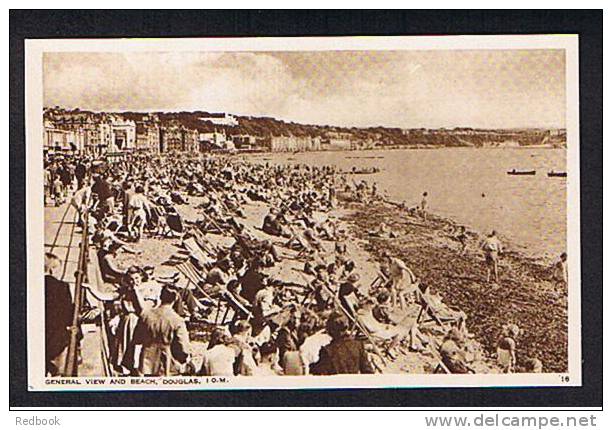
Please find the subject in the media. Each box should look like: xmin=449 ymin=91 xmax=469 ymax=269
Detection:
xmin=174 ymin=262 xmax=227 ymax=324
xmin=415 ymin=290 xmax=462 ymax=328
xmin=427 ymin=340 xmax=452 ymax=374
xmin=220 ymin=290 xmax=254 ymax=325
xmin=322 ymin=284 xmax=389 ymax=366
xmin=182 ymin=236 xmax=214 ymax=268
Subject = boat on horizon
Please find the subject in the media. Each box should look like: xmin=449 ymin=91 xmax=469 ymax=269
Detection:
xmin=547 ymin=171 xmax=567 ymax=178
xmin=507 ymin=169 xmax=536 ymax=176
xmin=341 ymin=167 xmax=381 ymax=175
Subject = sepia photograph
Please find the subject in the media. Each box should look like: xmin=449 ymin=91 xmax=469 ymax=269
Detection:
xmin=23 ymin=34 xmax=581 ymax=391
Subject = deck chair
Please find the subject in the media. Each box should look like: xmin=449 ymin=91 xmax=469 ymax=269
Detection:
xmin=321 ymin=284 xmax=389 ymax=367
xmin=415 ymin=289 xmax=464 ymax=328
xmin=217 ymin=290 xmax=253 ymax=325
xmin=182 ymin=236 xmax=215 ymax=268
xmin=429 ymin=341 xmax=452 ymax=374
xmin=428 ymin=337 xmax=475 ymax=374
xmin=191 ymin=227 xmax=221 ymax=257
xmin=355 ymin=307 xmax=405 ymax=359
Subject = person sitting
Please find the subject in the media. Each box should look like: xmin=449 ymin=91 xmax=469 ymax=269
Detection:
xmin=275 ymin=308 xmax=302 ymax=374
xmin=251 ymin=278 xmax=280 ymax=335
xmin=298 ymin=312 xmax=332 ymax=375
xmin=369 ymin=291 xmax=429 ymax=352
xmin=93 ymin=217 xmax=141 ymax=255
xmin=310 ymin=268 xmax=335 ymax=311
xmin=496 ymin=323 xmax=521 ymax=373
xmin=551 ymin=252 xmax=568 ymax=287
xmin=262 ymin=208 xmax=283 ymax=236
xmin=239 ymin=262 xmax=267 ymax=305
xmin=338 ymin=273 xmax=362 ymax=317
xmin=97 ymin=240 xmax=125 ymax=285
xmin=229 ymin=320 xmax=258 ymax=376
xmin=205 ymin=258 xmax=232 ymax=290
xmin=224 ymin=279 xmax=252 ymax=318
xmin=523 ymin=357 xmax=543 ymax=373
xmin=172 ymin=283 xmax=206 ymax=320
xmin=199 ymin=328 xmax=238 ymax=377
xmin=302 ymin=228 xmax=323 ymax=252
xmin=439 ymin=328 xmax=474 ymax=374
xmin=253 ymin=341 xmax=283 ymax=376
xmin=311 ymin=312 xmax=375 ymax=375
xmin=258 ymin=240 xmax=281 ymax=266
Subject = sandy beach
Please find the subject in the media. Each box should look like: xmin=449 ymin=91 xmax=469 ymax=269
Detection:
xmin=94 ymin=157 xmax=567 ymax=375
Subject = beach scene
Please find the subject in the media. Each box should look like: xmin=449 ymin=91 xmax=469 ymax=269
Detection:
xmin=37 ymin=44 xmax=573 ymax=387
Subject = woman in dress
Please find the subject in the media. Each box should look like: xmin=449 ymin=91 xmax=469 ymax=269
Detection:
xmin=111 ymin=266 xmax=146 ymax=375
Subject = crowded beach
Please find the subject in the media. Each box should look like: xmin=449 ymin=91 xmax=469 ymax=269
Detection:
xmin=44 ymin=153 xmax=568 ymax=378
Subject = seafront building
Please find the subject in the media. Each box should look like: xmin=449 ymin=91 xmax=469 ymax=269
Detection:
xmin=42 ymin=107 xmax=566 ymax=157
xmin=199 ymin=112 xmax=239 ymax=127
xmin=267 ymin=135 xmax=321 ymax=152
xmin=43 ymin=109 xmax=137 ymax=156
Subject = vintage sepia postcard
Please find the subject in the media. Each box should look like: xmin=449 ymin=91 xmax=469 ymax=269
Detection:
xmin=24 ymin=35 xmax=581 ymax=391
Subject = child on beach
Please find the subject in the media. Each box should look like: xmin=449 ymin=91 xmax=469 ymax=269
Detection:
xmin=496 ymin=323 xmax=522 ymax=373
xmin=551 ymin=252 xmax=568 ymax=287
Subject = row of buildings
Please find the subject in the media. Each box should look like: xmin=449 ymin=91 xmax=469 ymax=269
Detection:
xmin=42 ymin=108 xmax=368 ymax=156
xmin=43 ymin=109 xmax=245 ymax=156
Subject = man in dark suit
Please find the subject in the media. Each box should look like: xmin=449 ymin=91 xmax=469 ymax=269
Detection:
xmin=311 ymin=312 xmax=375 ymax=375
xmin=44 ymin=253 xmax=74 ymax=376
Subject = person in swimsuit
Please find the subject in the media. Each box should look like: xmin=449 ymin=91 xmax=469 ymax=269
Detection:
xmin=480 ymin=230 xmax=503 ymax=284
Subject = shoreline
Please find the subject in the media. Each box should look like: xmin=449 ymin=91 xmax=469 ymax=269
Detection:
xmin=238 ymin=148 xmax=566 ymax=264
xmin=336 ymin=196 xmax=568 ymax=373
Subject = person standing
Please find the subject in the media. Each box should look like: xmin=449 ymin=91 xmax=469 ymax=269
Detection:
xmin=122 ymin=181 xmax=135 ymax=231
xmin=111 ymin=266 xmax=145 ymax=375
xmin=44 ymin=253 xmax=74 ymax=376
xmin=92 ymin=174 xmax=115 ymax=216
xmin=70 ymin=178 xmax=92 ymax=226
xmin=480 ymin=230 xmax=503 ymax=284
xmin=134 ymin=286 xmax=192 ymax=376
xmin=552 ymin=252 xmax=568 ymax=287
xmin=74 ymin=159 xmax=87 ymax=190
xmin=383 ymin=252 xmax=418 ymax=309
xmin=420 ymin=191 xmax=429 ymax=218
xmin=127 ymin=185 xmax=150 ymax=242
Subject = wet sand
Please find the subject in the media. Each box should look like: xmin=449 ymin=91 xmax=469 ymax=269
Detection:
xmin=341 ymin=199 xmax=568 ymax=373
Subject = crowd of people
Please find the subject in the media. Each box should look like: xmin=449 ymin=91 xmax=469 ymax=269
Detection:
xmin=44 ymin=152 xmax=553 ymax=378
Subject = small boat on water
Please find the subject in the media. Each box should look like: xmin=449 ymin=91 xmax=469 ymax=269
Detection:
xmin=547 ymin=171 xmax=567 ymax=178
xmin=507 ymin=169 xmax=536 ymax=176
xmin=341 ymin=167 xmax=381 ymax=175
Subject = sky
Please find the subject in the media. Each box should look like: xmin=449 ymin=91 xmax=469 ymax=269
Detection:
xmin=43 ymin=49 xmax=566 ymax=129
